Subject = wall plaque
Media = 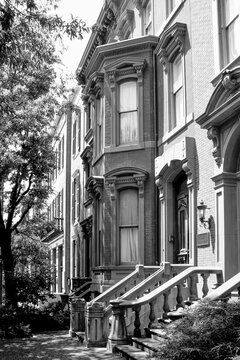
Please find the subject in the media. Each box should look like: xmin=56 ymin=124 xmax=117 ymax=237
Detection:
xmin=197 ymin=233 xmax=210 ymax=247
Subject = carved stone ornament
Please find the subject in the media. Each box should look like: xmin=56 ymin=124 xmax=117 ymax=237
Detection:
xmin=207 ymin=126 xmax=221 ymax=167
xmin=221 ymin=69 xmax=237 ymax=90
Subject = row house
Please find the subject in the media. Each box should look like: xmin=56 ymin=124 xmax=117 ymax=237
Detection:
xmin=45 ymin=0 xmax=240 ymax=303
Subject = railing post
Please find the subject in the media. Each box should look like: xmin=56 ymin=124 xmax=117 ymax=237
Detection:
xmin=201 ymin=273 xmax=210 ymax=297
xmin=85 ymin=301 xmax=106 ymax=347
xmin=69 ymin=296 xmax=86 ymax=337
xmin=135 ymin=264 xmax=145 ymax=281
xmin=149 ymin=299 xmax=157 ymax=328
xmin=133 ymin=305 xmax=141 ymax=337
xmin=163 ymin=290 xmax=170 ymax=318
xmin=189 ymin=274 xmax=198 ymax=301
xmin=107 ymin=299 xmax=128 ymax=352
xmin=176 ymin=283 xmax=184 ymax=308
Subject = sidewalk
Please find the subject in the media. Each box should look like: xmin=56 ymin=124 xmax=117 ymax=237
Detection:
xmin=0 ymin=330 xmax=120 ymax=360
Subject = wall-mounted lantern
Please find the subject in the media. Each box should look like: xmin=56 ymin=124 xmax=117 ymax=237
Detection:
xmin=197 ymin=200 xmax=211 ymax=229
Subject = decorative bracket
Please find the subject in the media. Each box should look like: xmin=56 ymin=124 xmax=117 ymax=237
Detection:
xmin=207 ymin=126 xmax=221 ymax=167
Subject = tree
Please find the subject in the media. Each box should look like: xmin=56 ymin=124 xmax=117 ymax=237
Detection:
xmin=13 ymin=232 xmax=53 ymax=305
xmin=0 ymin=0 xmax=88 ymax=308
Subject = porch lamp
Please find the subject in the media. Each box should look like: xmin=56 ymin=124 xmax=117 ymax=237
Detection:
xmin=197 ymin=200 xmax=211 ymax=229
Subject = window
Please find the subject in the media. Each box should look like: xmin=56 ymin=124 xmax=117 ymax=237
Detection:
xmin=157 ymin=22 xmax=187 ymax=134
xmin=118 ymin=81 xmax=138 ymax=145
xmin=219 ymin=0 xmax=240 ymax=67
xmin=72 ymin=119 xmax=76 ymax=155
xmin=52 ymin=248 xmax=57 ymax=292
xmin=72 ymin=172 xmax=80 ymax=223
xmin=72 ymin=112 xmax=81 ymax=156
xmin=170 ymin=55 xmax=184 ymax=130
xmin=166 ymin=0 xmax=182 ymax=17
xmin=119 ymin=189 xmax=139 ymax=264
xmin=96 ymin=95 xmax=105 ymax=155
xmin=106 ymin=58 xmax=145 ymax=149
xmin=144 ymin=1 xmax=152 ymax=35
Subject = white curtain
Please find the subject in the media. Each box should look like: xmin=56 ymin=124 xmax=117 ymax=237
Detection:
xmin=119 ymin=189 xmax=139 ymax=263
xmin=119 ymin=81 xmax=138 ymax=144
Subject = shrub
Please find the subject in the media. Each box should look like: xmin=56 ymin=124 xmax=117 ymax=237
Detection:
xmin=0 ymin=301 xmax=70 ymax=338
xmin=154 ymin=300 xmax=240 ymax=360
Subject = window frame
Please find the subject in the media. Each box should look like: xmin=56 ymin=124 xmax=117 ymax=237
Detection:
xmin=106 ymin=58 xmax=146 ymax=150
xmin=218 ymin=0 xmax=240 ymax=68
xmin=157 ymin=22 xmax=187 ymax=136
xmin=118 ymin=187 xmax=139 ymax=265
xmin=117 ymin=79 xmax=139 ymax=146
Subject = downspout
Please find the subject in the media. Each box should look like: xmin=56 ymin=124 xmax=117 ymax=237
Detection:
xmin=153 ymin=46 xmax=159 ymax=265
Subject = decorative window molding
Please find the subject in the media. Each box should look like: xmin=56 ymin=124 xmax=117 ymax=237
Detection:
xmin=156 ymin=22 xmax=187 ymax=134
xmin=105 ymin=57 xmax=146 ymax=148
xmin=85 ymin=176 xmax=104 ymax=200
xmin=105 ymin=167 xmax=148 ymax=265
xmin=116 ymin=9 xmax=134 ymax=40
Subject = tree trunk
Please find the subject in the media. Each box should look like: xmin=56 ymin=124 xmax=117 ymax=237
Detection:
xmin=0 ymin=229 xmax=18 ymax=308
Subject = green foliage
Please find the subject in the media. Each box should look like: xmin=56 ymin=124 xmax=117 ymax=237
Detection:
xmin=0 ymin=0 xmax=88 ymax=307
xmin=154 ymin=300 xmax=240 ymax=360
xmin=12 ymin=235 xmax=53 ymax=305
xmin=0 ymin=301 xmax=70 ymax=338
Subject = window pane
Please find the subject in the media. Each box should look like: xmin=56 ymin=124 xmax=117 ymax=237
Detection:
xmin=227 ymin=18 xmax=240 ymax=62
xmin=120 ymin=111 xmax=138 ymax=144
xmin=120 ymin=228 xmax=138 ymax=263
xmin=119 ymin=189 xmax=139 ymax=264
xmin=119 ymin=82 xmax=137 ymax=112
xmin=174 ymin=87 xmax=184 ymax=126
xmin=173 ymin=56 xmax=183 ymax=93
xmin=120 ymin=189 xmax=138 ymax=225
xmin=225 ymin=0 xmax=239 ymax=24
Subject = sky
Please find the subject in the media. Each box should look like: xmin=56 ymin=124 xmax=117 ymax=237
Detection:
xmin=56 ymin=0 xmax=104 ymax=74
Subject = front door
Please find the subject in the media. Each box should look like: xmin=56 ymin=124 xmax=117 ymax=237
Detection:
xmin=174 ymin=173 xmax=189 ymax=263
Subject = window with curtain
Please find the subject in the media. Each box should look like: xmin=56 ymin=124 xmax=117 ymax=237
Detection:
xmin=119 ymin=188 xmax=139 ymax=264
xmin=119 ymin=81 xmax=138 ymax=145
xmin=170 ymin=54 xmax=184 ymax=131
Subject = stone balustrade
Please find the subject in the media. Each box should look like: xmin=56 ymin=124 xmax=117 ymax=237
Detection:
xmin=107 ymin=266 xmax=223 ymax=351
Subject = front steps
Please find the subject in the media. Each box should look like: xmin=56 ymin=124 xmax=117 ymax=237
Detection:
xmin=114 ymin=326 xmax=168 ymax=359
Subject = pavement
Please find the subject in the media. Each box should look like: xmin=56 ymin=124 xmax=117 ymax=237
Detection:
xmin=0 ymin=330 xmax=121 ymax=360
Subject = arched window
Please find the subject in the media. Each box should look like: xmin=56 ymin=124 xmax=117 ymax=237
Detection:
xmin=119 ymin=188 xmax=139 ymax=264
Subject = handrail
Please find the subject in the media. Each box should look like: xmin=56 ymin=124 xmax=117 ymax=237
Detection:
xmin=88 ymin=264 xmax=159 ymax=306
xmin=115 ymin=266 xmax=222 ymax=309
xmin=205 ymin=272 xmax=240 ymax=301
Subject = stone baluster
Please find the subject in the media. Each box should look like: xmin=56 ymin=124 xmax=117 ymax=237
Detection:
xmin=148 ymin=299 xmax=157 ymax=329
xmin=163 ymin=290 xmax=170 ymax=318
xmin=201 ymin=273 xmax=209 ymax=297
xmin=189 ymin=274 xmax=198 ymax=301
xmin=176 ymin=283 xmax=184 ymax=308
xmin=69 ymin=297 xmax=86 ymax=337
xmin=107 ymin=299 xmax=128 ymax=352
xmin=133 ymin=305 xmax=141 ymax=337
